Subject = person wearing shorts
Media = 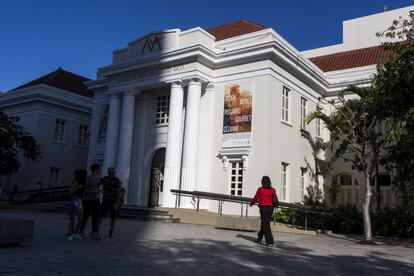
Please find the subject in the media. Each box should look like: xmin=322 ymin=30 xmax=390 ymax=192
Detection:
xmin=67 ymin=169 xmax=86 ymax=241
xmin=99 ymin=167 xmax=121 ymax=238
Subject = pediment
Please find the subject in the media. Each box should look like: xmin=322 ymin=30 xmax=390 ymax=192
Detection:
xmin=128 ymin=29 xmax=180 ymax=58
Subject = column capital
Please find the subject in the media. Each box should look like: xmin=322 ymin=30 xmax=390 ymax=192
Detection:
xmin=107 ymin=87 xmax=141 ymax=96
xmin=165 ymin=78 xmax=183 ymax=88
xmin=204 ymin=82 xmax=216 ymax=91
xmin=182 ymin=76 xmax=209 ymax=86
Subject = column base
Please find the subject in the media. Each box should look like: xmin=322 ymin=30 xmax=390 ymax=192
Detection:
xmin=180 ymin=166 xmax=197 ymax=208
xmin=161 ymin=166 xmax=181 ymax=208
xmin=117 ymin=167 xmax=131 ymax=204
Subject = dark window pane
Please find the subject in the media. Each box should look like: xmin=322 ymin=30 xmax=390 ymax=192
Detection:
xmin=340 ymin=175 xmax=352 ymax=185
xmin=379 ymin=174 xmax=391 ymax=186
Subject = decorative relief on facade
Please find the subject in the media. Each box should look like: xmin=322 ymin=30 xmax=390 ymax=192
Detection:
xmin=120 ymin=65 xmax=186 ymax=82
xmin=97 ymin=104 xmax=109 ymax=141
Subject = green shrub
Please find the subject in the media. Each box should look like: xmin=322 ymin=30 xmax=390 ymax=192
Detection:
xmin=272 ymin=204 xmax=414 ymax=238
xmin=273 ymin=208 xmax=293 ymax=224
xmin=373 ymin=206 xmax=414 ymax=238
xmin=323 ymin=204 xmax=363 ymax=234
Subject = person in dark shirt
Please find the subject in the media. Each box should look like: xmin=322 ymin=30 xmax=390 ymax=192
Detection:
xmin=67 ymin=169 xmax=87 ymax=241
xmin=80 ymin=163 xmax=102 ymax=240
xmin=99 ymin=167 xmax=121 ymax=238
xmin=250 ymin=176 xmax=278 ymax=247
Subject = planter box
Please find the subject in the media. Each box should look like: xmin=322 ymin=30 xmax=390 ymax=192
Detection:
xmin=0 ymin=219 xmax=34 ymax=245
xmin=215 ymin=216 xmax=260 ymax=231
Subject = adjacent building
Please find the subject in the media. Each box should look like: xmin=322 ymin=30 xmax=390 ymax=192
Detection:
xmin=0 ymin=68 xmax=93 ymax=191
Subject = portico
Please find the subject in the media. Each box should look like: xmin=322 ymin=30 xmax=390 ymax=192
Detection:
xmin=101 ymin=77 xmax=209 ymax=208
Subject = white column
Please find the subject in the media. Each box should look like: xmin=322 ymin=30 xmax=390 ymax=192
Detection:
xmin=103 ymin=94 xmax=121 ymax=174
xmin=116 ymin=92 xmax=136 ymax=203
xmin=180 ymin=80 xmax=202 ymax=208
xmin=195 ymin=83 xmax=215 ymax=209
xmin=162 ymin=82 xmax=184 ymax=207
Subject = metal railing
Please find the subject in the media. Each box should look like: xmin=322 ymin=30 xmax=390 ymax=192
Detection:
xmin=171 ymin=189 xmax=328 ymax=230
xmin=7 ymin=185 xmax=71 ymax=203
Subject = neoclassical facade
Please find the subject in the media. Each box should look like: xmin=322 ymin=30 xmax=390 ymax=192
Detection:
xmin=86 ymin=6 xmax=413 ymax=213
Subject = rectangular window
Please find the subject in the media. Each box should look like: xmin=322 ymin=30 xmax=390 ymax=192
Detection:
xmin=281 ymin=163 xmax=289 ymax=201
xmin=49 ymin=167 xmax=61 ymax=187
xmin=229 ymin=162 xmax=243 ymax=196
xmin=281 ymin=86 xmax=290 ymax=122
xmin=316 ymin=107 xmax=322 ymax=137
xmin=301 ymin=168 xmax=307 ymax=199
xmin=155 ymin=95 xmax=170 ymax=125
xmin=54 ymin=119 xmax=65 ymax=142
xmin=378 ymin=174 xmax=391 ymax=186
xmin=300 ymin=97 xmax=307 ymax=129
xmin=78 ymin=124 xmax=89 ymax=146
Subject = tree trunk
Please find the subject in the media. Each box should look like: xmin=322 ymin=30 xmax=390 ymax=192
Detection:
xmin=375 ymin=160 xmax=380 ymax=212
xmin=362 ymin=173 xmax=373 ymax=242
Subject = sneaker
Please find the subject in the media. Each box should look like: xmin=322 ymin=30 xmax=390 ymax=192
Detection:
xmin=67 ymin=234 xmax=74 ymax=241
xmin=256 ymin=238 xmax=262 ymax=244
xmin=74 ymin=234 xmax=83 ymax=240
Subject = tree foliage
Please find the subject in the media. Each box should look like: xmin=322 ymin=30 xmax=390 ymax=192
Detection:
xmin=0 ymin=110 xmax=40 ymax=175
xmin=308 ymin=86 xmax=388 ymax=242
xmin=375 ymin=13 xmax=414 ymax=207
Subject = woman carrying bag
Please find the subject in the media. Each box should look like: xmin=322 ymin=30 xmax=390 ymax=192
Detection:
xmin=250 ymin=176 xmax=279 ymax=247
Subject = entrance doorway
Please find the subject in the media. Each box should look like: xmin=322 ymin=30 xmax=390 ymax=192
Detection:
xmin=149 ymin=148 xmax=165 ymax=207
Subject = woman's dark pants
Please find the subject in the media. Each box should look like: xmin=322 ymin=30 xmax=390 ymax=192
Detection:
xmin=258 ymin=206 xmax=274 ymax=245
xmin=81 ymin=198 xmax=100 ymax=234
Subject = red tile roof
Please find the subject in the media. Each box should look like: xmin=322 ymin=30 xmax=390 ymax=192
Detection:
xmin=206 ymin=19 xmax=267 ymax=41
xmin=11 ymin=68 xmax=93 ymax=97
xmin=309 ymin=46 xmax=394 ymax=72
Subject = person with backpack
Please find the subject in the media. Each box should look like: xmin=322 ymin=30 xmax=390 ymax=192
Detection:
xmin=67 ymin=169 xmax=87 ymax=241
xmin=250 ymin=176 xmax=279 ymax=247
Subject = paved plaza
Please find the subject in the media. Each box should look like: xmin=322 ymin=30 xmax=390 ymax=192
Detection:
xmin=0 ymin=210 xmax=413 ymax=275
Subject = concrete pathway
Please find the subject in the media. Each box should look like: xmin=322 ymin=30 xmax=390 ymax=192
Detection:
xmin=0 ymin=210 xmax=413 ymax=275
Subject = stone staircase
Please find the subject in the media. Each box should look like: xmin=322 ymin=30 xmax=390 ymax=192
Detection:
xmin=120 ymin=205 xmax=179 ymax=223
xmin=49 ymin=203 xmax=179 ymax=223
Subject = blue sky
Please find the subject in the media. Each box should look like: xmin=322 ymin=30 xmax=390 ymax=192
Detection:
xmin=1 ymin=0 xmax=413 ymax=92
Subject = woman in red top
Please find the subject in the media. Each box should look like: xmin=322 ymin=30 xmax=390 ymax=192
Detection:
xmin=250 ymin=176 xmax=277 ymax=246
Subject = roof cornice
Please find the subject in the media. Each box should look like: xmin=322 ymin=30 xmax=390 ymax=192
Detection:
xmin=89 ymin=29 xmax=375 ymax=95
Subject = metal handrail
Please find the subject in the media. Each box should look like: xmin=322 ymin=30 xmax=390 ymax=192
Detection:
xmin=7 ymin=185 xmax=71 ymax=203
xmin=170 ymin=189 xmax=328 ymax=230
xmin=7 ymin=185 xmax=70 ymax=195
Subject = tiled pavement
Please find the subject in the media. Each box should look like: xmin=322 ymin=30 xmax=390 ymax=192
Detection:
xmin=0 ymin=210 xmax=413 ymax=275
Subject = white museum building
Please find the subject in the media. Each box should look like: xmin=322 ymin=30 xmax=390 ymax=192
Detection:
xmin=0 ymin=68 xmax=93 ymax=191
xmin=86 ymin=5 xmax=414 ymax=214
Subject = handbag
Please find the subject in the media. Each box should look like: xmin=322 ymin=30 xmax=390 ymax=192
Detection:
xmin=272 ymin=190 xmax=279 ymax=208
